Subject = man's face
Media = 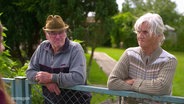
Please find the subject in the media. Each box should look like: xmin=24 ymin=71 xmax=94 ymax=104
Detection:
xmin=46 ymin=30 xmax=67 ymax=49
xmin=136 ymin=22 xmax=160 ymax=49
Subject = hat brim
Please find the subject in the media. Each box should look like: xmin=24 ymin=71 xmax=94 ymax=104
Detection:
xmin=43 ymin=25 xmax=69 ymax=32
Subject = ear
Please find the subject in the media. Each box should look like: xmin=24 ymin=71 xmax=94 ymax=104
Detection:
xmin=158 ymin=34 xmax=165 ymax=45
xmin=43 ymin=30 xmax=49 ymax=40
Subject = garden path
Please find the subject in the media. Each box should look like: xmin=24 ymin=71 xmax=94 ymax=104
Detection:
xmin=93 ymin=52 xmax=121 ymax=104
xmin=93 ymin=52 xmax=117 ymax=76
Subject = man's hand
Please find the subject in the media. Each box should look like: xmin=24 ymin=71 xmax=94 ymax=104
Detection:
xmin=35 ymin=71 xmax=52 ymax=84
xmin=45 ymin=83 xmax=61 ymax=95
xmin=125 ymin=78 xmax=134 ymax=85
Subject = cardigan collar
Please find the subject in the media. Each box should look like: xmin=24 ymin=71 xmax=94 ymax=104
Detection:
xmin=140 ymin=47 xmax=162 ymax=64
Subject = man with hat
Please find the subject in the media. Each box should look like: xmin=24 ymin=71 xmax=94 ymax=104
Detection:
xmin=26 ymin=15 xmax=91 ymax=104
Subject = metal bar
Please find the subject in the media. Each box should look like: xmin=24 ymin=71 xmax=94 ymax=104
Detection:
xmin=15 ymin=76 xmax=26 ymax=104
xmin=66 ymin=85 xmax=184 ymax=103
xmin=3 ymin=78 xmax=184 ymax=104
xmin=2 ymin=78 xmax=15 ymax=98
xmin=25 ymin=79 xmax=31 ymax=104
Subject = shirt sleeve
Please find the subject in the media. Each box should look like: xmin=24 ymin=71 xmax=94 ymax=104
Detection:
xmin=132 ymin=58 xmax=177 ymax=95
xmin=107 ymin=50 xmax=133 ymax=90
xmin=26 ymin=45 xmax=41 ymax=82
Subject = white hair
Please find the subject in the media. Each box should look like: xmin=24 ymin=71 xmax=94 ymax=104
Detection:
xmin=134 ymin=13 xmax=165 ymax=45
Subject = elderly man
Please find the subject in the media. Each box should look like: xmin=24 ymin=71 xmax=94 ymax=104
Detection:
xmin=107 ymin=13 xmax=177 ymax=104
xmin=26 ymin=15 xmax=91 ymax=104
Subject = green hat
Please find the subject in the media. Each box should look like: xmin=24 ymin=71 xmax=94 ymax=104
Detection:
xmin=43 ymin=15 xmax=69 ymax=31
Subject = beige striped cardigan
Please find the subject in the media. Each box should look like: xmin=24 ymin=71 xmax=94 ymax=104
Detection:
xmin=107 ymin=47 xmax=177 ymax=103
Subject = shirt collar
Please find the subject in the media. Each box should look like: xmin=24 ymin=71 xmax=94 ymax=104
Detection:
xmin=140 ymin=47 xmax=162 ymax=64
xmin=45 ymin=38 xmax=70 ymax=54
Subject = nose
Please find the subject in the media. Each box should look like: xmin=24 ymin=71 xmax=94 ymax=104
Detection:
xmin=55 ymin=34 xmax=61 ymax=38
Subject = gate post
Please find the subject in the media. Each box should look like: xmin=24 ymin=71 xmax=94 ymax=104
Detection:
xmin=15 ymin=76 xmax=28 ymax=104
xmin=25 ymin=79 xmax=31 ymax=104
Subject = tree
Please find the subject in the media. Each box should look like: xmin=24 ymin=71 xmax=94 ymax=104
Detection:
xmin=0 ymin=0 xmax=118 ymax=77
xmin=83 ymin=0 xmax=118 ymax=77
xmin=0 ymin=0 xmax=94 ymax=64
xmin=174 ymin=16 xmax=184 ymax=51
xmin=110 ymin=12 xmax=137 ymax=48
xmin=0 ymin=0 xmax=42 ymax=64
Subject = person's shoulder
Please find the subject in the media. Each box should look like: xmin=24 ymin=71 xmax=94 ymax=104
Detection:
xmin=161 ymin=50 xmax=176 ymax=59
xmin=69 ymin=40 xmax=84 ymax=52
xmin=126 ymin=47 xmax=140 ymax=51
xmin=34 ymin=40 xmax=50 ymax=51
xmin=38 ymin=40 xmax=50 ymax=47
xmin=125 ymin=47 xmax=140 ymax=53
xmin=123 ymin=47 xmax=141 ymax=56
xmin=40 ymin=40 xmax=49 ymax=45
xmin=70 ymin=40 xmax=80 ymax=45
xmin=70 ymin=40 xmax=82 ymax=48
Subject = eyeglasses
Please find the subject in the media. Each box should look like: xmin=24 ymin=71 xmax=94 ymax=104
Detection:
xmin=47 ymin=31 xmax=65 ymax=36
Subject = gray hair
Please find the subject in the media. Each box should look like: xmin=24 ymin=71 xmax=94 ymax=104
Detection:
xmin=134 ymin=13 xmax=165 ymax=45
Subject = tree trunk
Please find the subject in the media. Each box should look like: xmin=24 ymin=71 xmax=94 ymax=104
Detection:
xmin=87 ymin=46 xmax=95 ymax=79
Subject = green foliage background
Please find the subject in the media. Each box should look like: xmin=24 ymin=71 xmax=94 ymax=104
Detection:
xmin=0 ymin=0 xmax=184 ymax=103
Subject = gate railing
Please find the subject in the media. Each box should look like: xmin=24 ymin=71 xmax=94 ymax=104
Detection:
xmin=2 ymin=76 xmax=184 ymax=104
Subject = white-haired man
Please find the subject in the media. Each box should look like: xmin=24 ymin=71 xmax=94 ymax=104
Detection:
xmin=107 ymin=13 xmax=177 ymax=103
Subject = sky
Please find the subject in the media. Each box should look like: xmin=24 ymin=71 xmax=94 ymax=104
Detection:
xmin=116 ymin=0 xmax=184 ymax=14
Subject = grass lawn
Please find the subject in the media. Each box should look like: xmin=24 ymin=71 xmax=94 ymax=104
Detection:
xmin=86 ymin=53 xmax=108 ymax=85
xmin=86 ymin=53 xmax=115 ymax=104
xmin=94 ymin=47 xmax=184 ymax=97
xmin=169 ymin=51 xmax=184 ymax=96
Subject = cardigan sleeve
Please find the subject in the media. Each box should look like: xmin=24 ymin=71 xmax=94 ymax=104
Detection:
xmin=107 ymin=50 xmax=133 ymax=90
